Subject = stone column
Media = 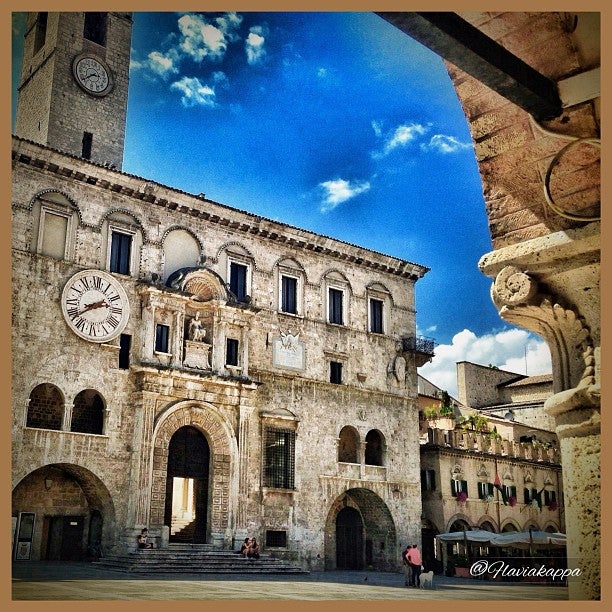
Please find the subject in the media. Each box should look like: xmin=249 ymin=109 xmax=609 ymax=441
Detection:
xmin=171 ymin=310 xmax=184 ymax=368
xmin=481 ymin=228 xmax=600 ymax=599
xmin=545 ymin=380 xmax=600 ymax=599
xmin=235 ymin=402 xmax=256 ymax=538
xmin=127 ymin=391 xmax=158 ymax=529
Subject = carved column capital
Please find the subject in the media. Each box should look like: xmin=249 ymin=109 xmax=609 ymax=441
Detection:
xmin=491 ymin=265 xmax=538 ymax=308
xmin=545 ymin=382 xmax=601 ymax=439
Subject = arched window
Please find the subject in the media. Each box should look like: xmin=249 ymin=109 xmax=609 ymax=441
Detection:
xmin=71 ymin=389 xmax=105 ymax=435
xmin=338 ymin=426 xmax=359 ymax=463
xmin=27 ymin=383 xmax=63 ymax=430
xmin=364 ymin=429 xmax=384 ymax=466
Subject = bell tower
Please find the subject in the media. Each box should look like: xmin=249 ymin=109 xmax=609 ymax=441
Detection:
xmin=15 ymin=12 xmax=132 ymax=170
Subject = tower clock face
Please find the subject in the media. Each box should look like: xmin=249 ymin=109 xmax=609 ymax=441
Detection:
xmin=61 ymin=270 xmax=130 ymax=343
xmin=73 ymin=54 xmax=113 ymax=96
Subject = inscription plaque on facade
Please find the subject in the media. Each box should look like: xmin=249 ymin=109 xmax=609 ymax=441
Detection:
xmin=272 ymin=331 xmax=305 ymax=371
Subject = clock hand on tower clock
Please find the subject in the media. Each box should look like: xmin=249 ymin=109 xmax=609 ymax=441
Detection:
xmin=80 ymin=299 xmax=108 ymax=314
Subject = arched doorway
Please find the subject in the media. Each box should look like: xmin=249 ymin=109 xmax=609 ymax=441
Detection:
xmin=164 ymin=426 xmax=210 ymax=543
xmin=12 ymin=464 xmax=116 ymax=561
xmin=336 ymin=507 xmax=364 ymax=569
xmin=325 ymin=488 xmax=397 ymax=571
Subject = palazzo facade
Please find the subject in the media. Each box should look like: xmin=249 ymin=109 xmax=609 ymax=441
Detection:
xmin=11 ymin=12 xmax=431 ymax=571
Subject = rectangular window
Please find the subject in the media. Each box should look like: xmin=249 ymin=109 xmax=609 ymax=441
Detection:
xmin=83 ymin=12 xmax=107 ymax=46
xmin=451 ymin=479 xmax=468 ymax=497
xmin=478 ymin=482 xmax=495 ymax=499
xmin=544 ymin=490 xmax=557 ymax=506
xmin=229 ymin=262 xmax=248 ymax=302
xmin=265 ymin=530 xmax=288 ymax=548
xmin=421 ymin=469 xmax=436 ymax=492
xmin=39 ymin=210 xmax=68 ymax=259
xmin=82 ymin=132 xmax=93 ymax=160
xmin=110 ymin=231 xmax=132 ymax=275
xmin=33 ymin=12 xmax=48 ymax=54
xmin=369 ymin=298 xmax=384 ymax=333
xmin=155 ymin=324 xmax=169 ymax=353
xmin=119 ymin=334 xmax=131 ymax=369
xmin=328 ymin=288 xmax=344 ymax=324
xmin=226 ymin=338 xmax=239 ymax=366
xmin=503 ymin=485 xmax=517 ymax=501
xmin=330 ymin=361 xmax=342 ymax=384
xmin=263 ymin=428 xmax=296 ymax=489
xmin=281 ymin=275 xmax=298 ymax=314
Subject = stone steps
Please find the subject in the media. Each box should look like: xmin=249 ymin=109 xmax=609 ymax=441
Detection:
xmin=94 ymin=547 xmax=308 ymax=574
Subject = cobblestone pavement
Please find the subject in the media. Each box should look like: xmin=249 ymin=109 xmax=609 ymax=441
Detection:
xmin=10 ymin=562 xmax=570 ymax=601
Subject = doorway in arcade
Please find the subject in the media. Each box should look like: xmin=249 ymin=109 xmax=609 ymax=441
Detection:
xmin=326 ymin=487 xmax=398 ymax=571
xmin=164 ymin=425 xmax=210 ymax=543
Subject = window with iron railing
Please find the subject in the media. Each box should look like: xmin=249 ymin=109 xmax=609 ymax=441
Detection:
xmin=263 ymin=428 xmax=296 ymax=489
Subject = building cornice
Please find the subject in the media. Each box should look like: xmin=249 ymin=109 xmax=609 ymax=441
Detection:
xmin=12 ymin=135 xmax=429 ymax=280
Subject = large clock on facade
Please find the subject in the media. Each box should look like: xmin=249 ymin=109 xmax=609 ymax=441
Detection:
xmin=61 ymin=270 xmax=130 ymax=343
xmin=72 ymin=54 xmax=113 ymax=96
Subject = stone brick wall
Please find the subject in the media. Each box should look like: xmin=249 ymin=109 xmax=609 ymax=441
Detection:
xmin=449 ymin=12 xmax=600 ymax=249
xmin=15 ymin=13 xmax=131 ymax=169
xmin=12 ymin=137 xmax=425 ymax=568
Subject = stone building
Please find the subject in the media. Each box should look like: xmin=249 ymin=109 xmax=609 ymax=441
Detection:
xmin=417 ymin=372 xmax=563 ymax=571
xmin=457 ymin=361 xmax=556 ymax=431
xmin=379 ymin=12 xmax=600 ymax=598
xmin=11 ymin=12 xmax=433 ymax=571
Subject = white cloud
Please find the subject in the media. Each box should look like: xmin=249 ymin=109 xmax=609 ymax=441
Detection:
xmin=318 ymin=178 xmax=371 ymax=212
xmin=372 ymin=122 xmax=430 ymax=159
xmin=170 ymin=76 xmax=217 ymax=108
xmin=419 ymin=328 xmax=552 ymax=400
xmin=147 ymin=50 xmax=179 ymax=77
xmin=177 ymin=12 xmax=242 ymax=63
xmin=421 ymin=134 xmax=471 ymax=154
xmin=246 ymin=26 xmax=267 ymax=65
xmin=371 ymin=120 xmax=383 ymax=138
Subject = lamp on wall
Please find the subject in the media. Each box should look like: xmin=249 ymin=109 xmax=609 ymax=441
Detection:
xmin=44 ymin=478 xmax=53 ymax=491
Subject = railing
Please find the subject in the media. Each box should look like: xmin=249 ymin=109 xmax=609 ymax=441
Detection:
xmin=401 ymin=335 xmax=435 ymax=356
xmin=424 ymin=428 xmax=561 ymax=464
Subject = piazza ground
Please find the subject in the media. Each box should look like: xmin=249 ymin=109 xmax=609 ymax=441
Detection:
xmin=11 ymin=562 xmax=569 ymax=601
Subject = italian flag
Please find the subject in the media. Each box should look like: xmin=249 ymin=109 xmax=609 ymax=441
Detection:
xmin=494 ymin=473 xmax=508 ymax=505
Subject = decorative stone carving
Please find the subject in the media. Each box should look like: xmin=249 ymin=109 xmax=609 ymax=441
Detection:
xmin=492 ymin=265 xmax=538 ymax=307
xmin=497 ymin=296 xmax=594 ymax=393
xmin=188 ymin=312 xmax=206 ymax=342
xmin=184 ymin=340 xmax=212 ymax=370
xmin=272 ymin=329 xmax=305 ymax=371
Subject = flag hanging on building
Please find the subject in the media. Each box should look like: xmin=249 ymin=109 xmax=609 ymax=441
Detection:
xmin=494 ymin=473 xmax=508 ymax=505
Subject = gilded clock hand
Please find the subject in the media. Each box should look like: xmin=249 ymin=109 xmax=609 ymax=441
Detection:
xmin=80 ymin=299 xmax=107 ymax=314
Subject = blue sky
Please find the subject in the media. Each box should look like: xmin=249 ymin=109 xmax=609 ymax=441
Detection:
xmin=11 ymin=11 xmax=552 ymax=397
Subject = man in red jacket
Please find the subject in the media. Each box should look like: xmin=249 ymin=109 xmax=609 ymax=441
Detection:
xmin=406 ymin=544 xmax=422 ymax=587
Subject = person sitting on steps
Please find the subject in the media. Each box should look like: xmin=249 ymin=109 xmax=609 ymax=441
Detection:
xmin=138 ymin=528 xmax=154 ymax=549
xmin=240 ymin=537 xmax=251 ymax=557
xmin=248 ymin=537 xmax=260 ymax=559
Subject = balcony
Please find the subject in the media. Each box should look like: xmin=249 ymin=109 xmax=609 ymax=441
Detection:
xmin=401 ymin=335 xmax=435 ymax=367
xmin=422 ymin=427 xmax=561 ymax=464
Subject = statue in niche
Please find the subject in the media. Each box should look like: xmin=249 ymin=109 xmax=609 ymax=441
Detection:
xmin=188 ymin=312 xmax=206 ymax=342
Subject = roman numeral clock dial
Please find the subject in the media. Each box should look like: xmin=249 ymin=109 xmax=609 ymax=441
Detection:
xmin=72 ymin=53 xmax=113 ymax=97
xmin=61 ymin=270 xmax=130 ymax=343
